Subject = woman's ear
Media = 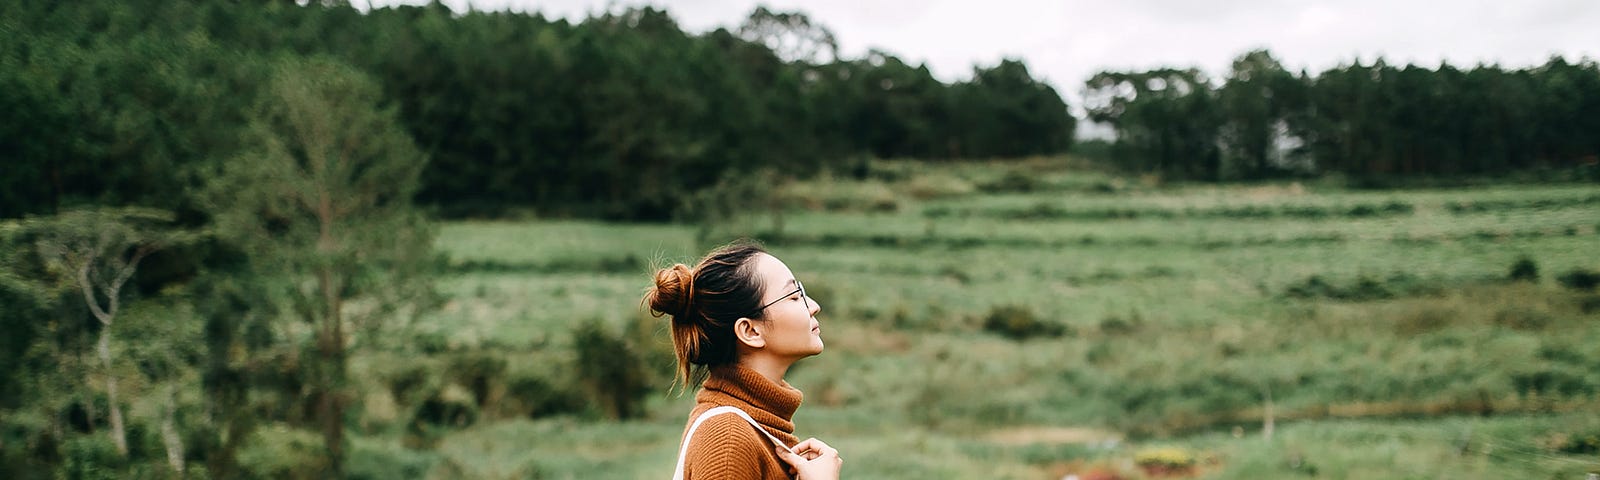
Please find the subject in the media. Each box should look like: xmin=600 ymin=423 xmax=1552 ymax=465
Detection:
xmin=733 ymin=317 xmax=766 ymax=349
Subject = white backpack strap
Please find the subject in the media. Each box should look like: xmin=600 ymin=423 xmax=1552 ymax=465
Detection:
xmin=672 ymin=406 xmax=795 ymax=480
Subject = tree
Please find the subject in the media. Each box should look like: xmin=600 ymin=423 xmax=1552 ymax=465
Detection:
xmin=737 ymin=6 xmax=839 ymax=65
xmin=954 ymin=59 xmax=1076 ymax=158
xmin=1216 ymin=49 xmax=1309 ymax=179
xmin=206 ymin=56 xmax=434 ymax=477
xmin=1085 ymin=68 xmax=1222 ymax=178
xmin=13 ymin=207 xmax=187 ymax=461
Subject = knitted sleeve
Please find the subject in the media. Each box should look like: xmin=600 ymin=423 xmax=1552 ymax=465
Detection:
xmin=683 ymin=414 xmax=774 ymax=480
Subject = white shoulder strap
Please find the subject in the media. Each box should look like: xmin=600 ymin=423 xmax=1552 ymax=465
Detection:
xmin=672 ymin=406 xmax=795 ymax=480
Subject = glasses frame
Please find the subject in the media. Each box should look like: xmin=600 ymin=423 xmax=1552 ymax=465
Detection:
xmin=753 ymin=281 xmax=809 ymax=317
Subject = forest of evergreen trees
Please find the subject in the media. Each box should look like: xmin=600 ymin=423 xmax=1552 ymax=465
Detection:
xmin=0 ymin=0 xmax=1075 ymax=222
xmin=1086 ymin=50 xmax=1600 ymax=181
xmin=4 ymin=2 xmax=1597 ymax=223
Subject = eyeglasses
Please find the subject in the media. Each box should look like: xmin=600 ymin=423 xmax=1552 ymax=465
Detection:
xmin=753 ymin=280 xmax=809 ymax=316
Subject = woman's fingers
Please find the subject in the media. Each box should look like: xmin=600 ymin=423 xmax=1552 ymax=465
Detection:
xmin=781 ymin=438 xmax=843 ymax=479
xmin=775 ymin=448 xmax=807 ymax=467
xmin=792 ymin=438 xmax=837 ymax=457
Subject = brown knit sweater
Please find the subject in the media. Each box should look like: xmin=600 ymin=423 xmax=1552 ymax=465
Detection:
xmin=679 ymin=364 xmax=803 ymax=480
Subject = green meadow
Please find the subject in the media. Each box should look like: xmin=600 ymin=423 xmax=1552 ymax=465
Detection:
xmin=340 ymin=160 xmax=1600 ymax=479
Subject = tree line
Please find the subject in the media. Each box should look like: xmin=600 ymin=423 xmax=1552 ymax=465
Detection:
xmin=0 ymin=0 xmax=1074 ymax=222
xmin=4 ymin=2 xmax=1594 ymax=223
xmin=1085 ymin=49 xmax=1600 ymax=181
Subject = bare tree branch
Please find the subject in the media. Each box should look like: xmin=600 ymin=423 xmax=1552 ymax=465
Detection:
xmin=77 ymin=255 xmax=112 ymax=326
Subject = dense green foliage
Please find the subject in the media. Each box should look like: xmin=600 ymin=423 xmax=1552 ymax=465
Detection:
xmin=1 ymin=0 xmax=1074 ymax=221
xmin=1086 ymin=49 xmax=1600 ymax=180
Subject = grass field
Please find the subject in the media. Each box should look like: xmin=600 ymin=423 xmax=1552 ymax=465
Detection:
xmin=347 ymin=159 xmax=1600 ymax=479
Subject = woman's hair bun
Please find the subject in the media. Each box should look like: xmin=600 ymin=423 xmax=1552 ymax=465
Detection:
xmin=648 ymin=263 xmax=695 ymax=318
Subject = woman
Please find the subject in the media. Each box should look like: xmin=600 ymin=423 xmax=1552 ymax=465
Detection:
xmin=645 ymin=242 xmax=843 ymax=480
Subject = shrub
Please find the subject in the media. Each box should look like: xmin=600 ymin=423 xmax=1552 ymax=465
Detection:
xmin=1346 ymin=201 xmax=1413 ymax=217
xmin=1098 ymin=311 xmax=1143 ymax=335
xmin=502 ymin=371 xmax=584 ymax=419
xmin=1394 ymin=306 xmax=1456 ymax=335
xmin=1284 ymin=275 xmax=1337 ymax=299
xmin=904 ymin=174 xmax=976 ymax=199
xmin=1508 ymin=256 xmax=1539 ymax=282
xmin=404 ymin=384 xmax=479 ymax=449
xmin=572 ymin=319 xmax=651 ymax=419
xmin=1556 ymin=268 xmax=1600 ymax=290
xmin=982 ymin=304 xmax=1066 ymax=340
xmin=1134 ymin=446 xmax=1197 ymax=476
xmin=447 ymin=352 xmax=507 ymax=409
xmin=1284 ymin=272 xmax=1436 ymax=301
xmin=1579 ymin=295 xmax=1600 ymax=314
xmin=348 ymin=440 xmax=438 ymax=480
xmin=1346 ymin=276 xmax=1394 ymax=300
xmin=1510 ymin=366 xmax=1590 ymax=396
xmin=1492 ymin=308 xmax=1553 ymax=331
xmin=60 ymin=436 xmax=124 ymax=480
xmin=1285 ymin=274 xmax=1393 ymax=300
xmin=411 ymin=331 xmax=451 ymax=354
xmin=384 ymin=362 xmax=438 ymax=408
xmin=977 ymin=170 xmax=1040 ymax=193
xmin=237 ymin=425 xmax=329 ymax=479
xmin=1559 ymin=431 xmax=1600 ymax=455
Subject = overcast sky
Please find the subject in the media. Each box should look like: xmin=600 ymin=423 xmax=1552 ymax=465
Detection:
xmin=366 ymin=0 xmax=1599 ymax=109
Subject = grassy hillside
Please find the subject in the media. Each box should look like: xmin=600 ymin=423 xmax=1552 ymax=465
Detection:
xmin=354 ymin=159 xmax=1600 ymax=478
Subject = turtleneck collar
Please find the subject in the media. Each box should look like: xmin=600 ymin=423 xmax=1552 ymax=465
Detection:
xmin=696 ymin=363 xmax=804 ymax=436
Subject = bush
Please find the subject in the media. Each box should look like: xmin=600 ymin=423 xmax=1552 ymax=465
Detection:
xmin=1346 ymin=201 xmax=1413 ymax=217
xmin=1556 ymin=268 xmax=1600 ymax=290
xmin=1394 ymin=306 xmax=1457 ymax=335
xmin=1284 ymin=272 xmax=1437 ymax=301
xmin=1508 ymin=256 xmax=1539 ymax=282
xmin=572 ymin=319 xmax=651 ymax=419
xmin=1134 ymin=446 xmax=1197 ymax=476
xmin=502 ymin=371 xmax=584 ymax=419
xmin=404 ymin=384 xmax=479 ymax=449
xmin=981 ymin=304 xmax=1066 ymax=340
xmin=1284 ymin=275 xmax=1338 ymax=299
xmin=1546 ymin=430 xmax=1600 ymax=455
xmin=411 ymin=331 xmax=451 ymax=355
xmin=1579 ymin=295 xmax=1600 ymax=314
xmin=237 ymin=425 xmax=329 ymax=479
xmin=60 ymin=435 xmax=124 ymax=480
xmin=1098 ymin=311 xmax=1143 ymax=335
xmin=348 ymin=440 xmax=439 ymax=480
xmin=1493 ymin=308 xmax=1553 ymax=331
xmin=447 ymin=352 xmax=507 ymax=409
xmin=977 ymin=170 xmax=1039 ymax=193
xmin=384 ymin=362 xmax=438 ymax=408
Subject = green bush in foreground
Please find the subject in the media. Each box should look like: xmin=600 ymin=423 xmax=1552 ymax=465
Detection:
xmin=982 ymin=304 xmax=1067 ymax=340
xmin=572 ymin=320 xmax=652 ymax=420
xmin=1508 ymin=256 xmax=1540 ymax=282
xmin=1557 ymin=268 xmax=1600 ymax=290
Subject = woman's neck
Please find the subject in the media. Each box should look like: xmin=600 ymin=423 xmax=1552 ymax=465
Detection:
xmin=738 ymin=354 xmax=795 ymax=385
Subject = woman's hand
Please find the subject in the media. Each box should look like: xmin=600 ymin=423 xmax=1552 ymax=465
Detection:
xmin=776 ymin=438 xmax=842 ymax=480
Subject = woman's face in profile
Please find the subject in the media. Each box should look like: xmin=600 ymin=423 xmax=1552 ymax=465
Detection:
xmin=750 ymin=253 xmax=825 ymax=358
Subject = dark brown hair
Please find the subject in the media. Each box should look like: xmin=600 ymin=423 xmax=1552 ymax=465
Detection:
xmin=643 ymin=241 xmax=769 ymax=390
